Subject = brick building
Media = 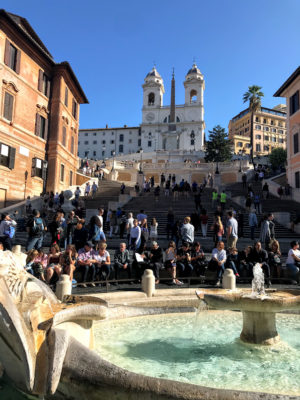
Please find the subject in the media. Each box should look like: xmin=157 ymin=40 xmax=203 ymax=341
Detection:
xmin=275 ymin=67 xmax=300 ymax=198
xmin=0 ymin=9 xmax=88 ymax=207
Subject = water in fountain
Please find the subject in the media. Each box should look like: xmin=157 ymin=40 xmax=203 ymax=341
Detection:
xmin=193 ymin=291 xmax=209 ymax=338
xmin=251 ymin=263 xmax=265 ymax=297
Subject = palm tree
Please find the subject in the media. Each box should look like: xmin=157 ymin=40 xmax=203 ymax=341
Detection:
xmin=243 ymin=85 xmax=264 ymax=163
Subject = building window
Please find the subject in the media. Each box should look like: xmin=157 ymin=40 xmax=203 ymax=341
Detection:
xmin=3 ymin=92 xmax=14 ymax=121
xmin=31 ymin=158 xmax=47 ymax=179
xmin=102 ymin=140 xmax=106 ymax=144
xmin=264 ymin=136 xmax=269 ymax=141
xmin=72 ymin=99 xmax=78 ymax=119
xmin=111 ymin=140 xmax=114 ymax=144
xmin=93 ymin=140 xmax=97 ymax=144
xmin=271 ymin=120 xmax=274 ymax=125
xmin=255 ymin=134 xmax=261 ymax=140
xmin=290 ymin=91 xmax=300 ymax=115
xmin=120 ymin=134 xmax=124 ymax=142
xmin=102 ymin=150 xmax=105 ymax=157
xmin=296 ymin=172 xmax=300 ymax=189
xmin=111 ymin=132 xmax=114 ymax=135
xmin=245 ymin=127 xmax=249 ymax=132
xmin=148 ymin=140 xmax=152 ymax=147
xmin=278 ymin=122 xmax=283 ymax=127
xmin=255 ymin=125 xmax=261 ymax=130
xmin=271 ymin=128 xmax=277 ymax=133
xmin=245 ymin=143 xmax=251 ymax=149
xmin=255 ymin=117 xmax=259 ymax=122
xmin=65 ymin=87 xmax=68 ymax=106
xmin=278 ymin=129 xmax=284 ymax=134
xmin=110 ymin=150 xmax=114 ymax=156
xmin=93 ymin=151 xmax=96 ymax=156
xmin=279 ymin=138 xmax=284 ymax=143
xmin=264 ymin=145 xmax=269 ymax=152
xmin=60 ymin=164 xmax=65 ymax=182
xmin=71 ymin=137 xmax=75 ymax=154
xmin=191 ymin=139 xmax=195 ymax=146
xmin=69 ymin=170 xmax=73 ymax=186
xmin=84 ymin=141 xmax=89 ymax=145
xmin=84 ymin=133 xmax=88 ymax=136
xmin=237 ymin=142 xmax=243 ymax=147
xmin=129 ymin=131 xmax=132 ymax=134
xmin=272 ymin=137 xmax=276 ymax=142
xmin=0 ymin=143 xmax=16 ymax=169
xmin=264 ymin=127 xmax=269 ymax=132
xmin=148 ymin=92 xmax=155 ymax=105
xmin=35 ymin=114 xmax=48 ymax=140
xmin=138 ymin=131 xmax=141 ymax=136
xmin=4 ymin=40 xmax=20 ymax=73
xmin=294 ymin=133 xmax=299 ymax=154
xmin=62 ymin=126 xmax=67 ymax=147
xmin=119 ymin=144 xmax=123 ymax=152
xmin=256 ymin=144 xmax=261 ymax=152
xmin=38 ymin=70 xmax=51 ymax=97
xmin=138 ymin=139 xmax=141 ymax=146
xmin=93 ymin=132 xmax=97 ymax=136
xmin=129 ymin=139 xmax=132 ymax=143
xmin=263 ymin=118 xmax=267 ymax=124
xmin=84 ymin=151 xmax=89 ymax=157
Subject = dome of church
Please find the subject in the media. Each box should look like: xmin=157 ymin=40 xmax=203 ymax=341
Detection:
xmin=186 ymin=63 xmax=202 ymax=76
xmin=145 ymin=66 xmax=162 ymax=80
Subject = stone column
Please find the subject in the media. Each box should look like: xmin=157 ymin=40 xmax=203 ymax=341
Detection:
xmin=240 ymin=311 xmax=280 ymax=345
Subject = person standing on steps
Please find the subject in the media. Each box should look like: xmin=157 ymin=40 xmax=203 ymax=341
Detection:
xmin=242 ymin=173 xmax=247 ymax=189
xmin=226 ymin=211 xmax=238 ymax=249
xmin=262 ymin=182 xmax=269 ymax=199
xmin=220 ymin=190 xmax=227 ymax=211
xmin=249 ymin=209 xmax=258 ymax=241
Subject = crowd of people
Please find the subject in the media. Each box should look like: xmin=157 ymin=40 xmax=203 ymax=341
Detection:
xmin=0 ymin=168 xmax=299 ymax=289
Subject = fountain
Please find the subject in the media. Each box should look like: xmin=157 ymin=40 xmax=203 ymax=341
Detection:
xmin=1 ymin=251 xmax=300 ymax=399
xmin=197 ymin=264 xmax=300 ymax=345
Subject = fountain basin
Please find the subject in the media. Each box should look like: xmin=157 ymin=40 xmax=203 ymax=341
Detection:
xmin=202 ymin=289 xmax=300 ymax=345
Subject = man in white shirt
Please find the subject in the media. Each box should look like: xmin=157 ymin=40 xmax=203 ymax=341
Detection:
xmin=96 ymin=208 xmax=104 ymax=232
xmin=181 ymin=217 xmax=194 ymax=245
xmin=226 ymin=211 xmax=238 ymax=248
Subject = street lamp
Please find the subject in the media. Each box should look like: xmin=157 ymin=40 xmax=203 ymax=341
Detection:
xmin=215 ymin=149 xmax=220 ymax=174
xmin=139 ymin=148 xmax=143 ymax=174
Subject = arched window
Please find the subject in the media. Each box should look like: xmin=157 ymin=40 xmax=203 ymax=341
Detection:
xmin=190 ymin=131 xmax=195 ymax=146
xmin=176 ymin=116 xmax=180 ymax=122
xmin=148 ymin=92 xmax=155 ymax=105
xmin=190 ymin=90 xmax=197 ymax=103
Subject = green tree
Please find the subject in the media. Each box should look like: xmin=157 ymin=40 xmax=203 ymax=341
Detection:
xmin=269 ymin=147 xmax=287 ymax=170
xmin=205 ymin=125 xmax=232 ymax=162
xmin=243 ymin=85 xmax=264 ymax=162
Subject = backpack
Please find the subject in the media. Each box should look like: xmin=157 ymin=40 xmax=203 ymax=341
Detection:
xmin=4 ymin=225 xmax=15 ymax=239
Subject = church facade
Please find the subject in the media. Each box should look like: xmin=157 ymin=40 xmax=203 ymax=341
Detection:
xmin=78 ymin=63 xmax=205 ymax=158
xmin=141 ymin=64 xmax=205 ymax=152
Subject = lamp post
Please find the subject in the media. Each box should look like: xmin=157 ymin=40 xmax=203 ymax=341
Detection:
xmin=215 ymin=149 xmax=220 ymax=174
xmin=24 ymin=170 xmax=28 ymax=200
xmin=139 ymin=148 xmax=143 ymax=174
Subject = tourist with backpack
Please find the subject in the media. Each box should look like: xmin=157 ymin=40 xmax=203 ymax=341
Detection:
xmin=26 ymin=210 xmax=46 ymax=251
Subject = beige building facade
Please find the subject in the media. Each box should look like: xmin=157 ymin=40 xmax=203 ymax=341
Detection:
xmin=228 ymin=105 xmax=287 ymax=157
xmin=275 ymin=67 xmax=300 ymax=198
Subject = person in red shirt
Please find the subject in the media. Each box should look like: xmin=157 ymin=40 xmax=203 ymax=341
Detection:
xmin=200 ymin=209 xmax=208 ymax=238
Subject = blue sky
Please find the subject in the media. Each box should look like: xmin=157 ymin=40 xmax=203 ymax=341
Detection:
xmin=2 ymin=0 xmax=300 ymax=137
